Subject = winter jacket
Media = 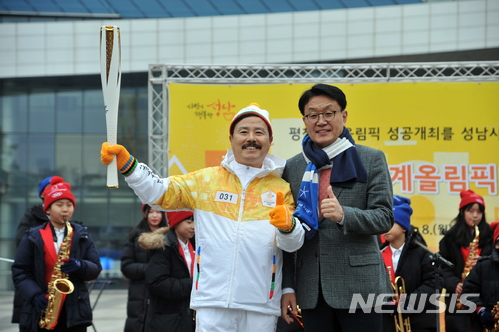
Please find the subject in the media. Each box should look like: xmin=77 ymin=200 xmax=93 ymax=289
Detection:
xmin=121 ymin=231 xmax=151 ymax=332
xmin=462 ymin=248 xmax=499 ymax=310
xmin=125 ymin=150 xmax=305 ymax=316
xmin=439 ymin=225 xmax=493 ymax=294
xmin=12 ymin=205 xmax=83 ymax=323
xmin=12 ymin=204 xmax=50 ymax=323
xmin=439 ymin=224 xmax=493 ymax=332
xmin=380 ymin=228 xmax=440 ymax=331
xmin=139 ymin=227 xmax=195 ymax=332
xmin=15 ymin=204 xmax=49 ymax=247
xmin=11 ymin=222 xmax=102 ymax=332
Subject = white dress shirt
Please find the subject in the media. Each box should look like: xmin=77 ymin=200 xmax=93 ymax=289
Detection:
xmin=54 ymin=226 xmax=65 ymax=253
xmin=179 ymin=238 xmax=193 ymax=276
xmin=390 ymin=242 xmax=405 ymax=272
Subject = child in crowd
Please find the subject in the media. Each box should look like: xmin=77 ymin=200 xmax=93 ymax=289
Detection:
xmin=12 ymin=176 xmax=102 ymax=332
xmin=13 ymin=176 xmax=53 ymax=324
xmin=439 ymin=190 xmax=493 ymax=332
xmin=121 ymin=204 xmax=168 ymax=332
xmin=380 ymin=195 xmax=439 ymax=332
xmin=15 ymin=176 xmax=52 ymax=247
xmin=462 ymin=222 xmax=499 ymax=331
xmin=139 ymin=211 xmax=195 ymax=332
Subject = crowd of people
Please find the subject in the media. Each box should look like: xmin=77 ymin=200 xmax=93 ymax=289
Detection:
xmin=10 ymin=84 xmax=498 ymax=332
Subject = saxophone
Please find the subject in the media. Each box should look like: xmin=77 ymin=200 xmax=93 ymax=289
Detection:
xmin=487 ymin=301 xmax=499 ymax=332
xmin=39 ymin=219 xmax=75 ymax=330
xmin=456 ymin=223 xmax=480 ymax=309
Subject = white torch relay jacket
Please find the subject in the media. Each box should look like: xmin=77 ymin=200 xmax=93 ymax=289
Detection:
xmin=125 ymin=149 xmax=305 ymax=316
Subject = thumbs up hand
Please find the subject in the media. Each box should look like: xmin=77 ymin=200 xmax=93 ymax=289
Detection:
xmin=269 ymin=192 xmax=295 ymax=232
xmin=320 ymin=186 xmax=344 ymax=222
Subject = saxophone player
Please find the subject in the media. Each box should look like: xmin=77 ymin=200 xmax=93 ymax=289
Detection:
xmin=380 ymin=195 xmax=440 ymax=332
xmin=12 ymin=176 xmax=102 ymax=332
xmin=439 ymin=190 xmax=493 ymax=332
xmin=462 ymin=222 xmax=499 ymax=331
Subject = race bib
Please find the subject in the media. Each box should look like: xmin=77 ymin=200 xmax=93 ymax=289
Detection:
xmin=214 ymin=191 xmax=238 ymax=204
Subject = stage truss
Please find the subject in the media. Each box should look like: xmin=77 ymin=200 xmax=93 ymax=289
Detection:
xmin=147 ymin=61 xmax=499 ymax=176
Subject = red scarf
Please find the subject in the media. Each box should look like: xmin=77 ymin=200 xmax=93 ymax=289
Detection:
xmin=40 ymin=223 xmax=58 ymax=284
xmin=460 ymin=246 xmax=482 ymax=265
xmin=39 ymin=223 xmax=74 ymax=329
xmin=178 ymin=240 xmax=195 ymax=277
xmin=382 ymin=245 xmax=396 ymax=284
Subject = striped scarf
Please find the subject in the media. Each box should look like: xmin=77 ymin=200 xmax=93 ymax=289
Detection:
xmin=294 ymin=128 xmax=367 ymax=239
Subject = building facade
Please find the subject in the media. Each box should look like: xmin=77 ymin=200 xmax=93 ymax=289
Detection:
xmin=0 ymin=0 xmax=498 ymax=290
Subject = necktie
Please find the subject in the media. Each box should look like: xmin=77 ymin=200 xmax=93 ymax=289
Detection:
xmin=319 ymin=168 xmax=332 ymax=202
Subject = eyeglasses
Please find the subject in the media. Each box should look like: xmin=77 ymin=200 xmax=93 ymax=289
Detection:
xmin=304 ymin=111 xmax=343 ymax=124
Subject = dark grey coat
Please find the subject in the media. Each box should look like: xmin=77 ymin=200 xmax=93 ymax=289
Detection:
xmin=282 ymin=144 xmax=394 ymax=310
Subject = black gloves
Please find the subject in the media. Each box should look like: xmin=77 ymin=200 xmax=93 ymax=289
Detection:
xmin=61 ymin=258 xmax=82 ymax=274
xmin=33 ymin=294 xmax=48 ymax=313
xmin=478 ymin=307 xmax=494 ymax=330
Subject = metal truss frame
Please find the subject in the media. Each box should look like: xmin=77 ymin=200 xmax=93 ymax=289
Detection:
xmin=148 ymin=61 xmax=499 ymax=176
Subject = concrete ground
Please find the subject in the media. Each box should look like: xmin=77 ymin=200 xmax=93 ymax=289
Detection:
xmin=0 ymin=288 xmax=448 ymax=331
xmin=0 ymin=289 xmax=127 ymax=332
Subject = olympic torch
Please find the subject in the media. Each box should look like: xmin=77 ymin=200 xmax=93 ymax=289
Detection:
xmin=100 ymin=25 xmax=121 ymax=188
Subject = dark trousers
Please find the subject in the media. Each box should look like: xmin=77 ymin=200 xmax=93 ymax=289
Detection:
xmin=383 ymin=313 xmax=436 ymax=332
xmin=444 ymin=296 xmax=481 ymax=332
xmin=301 ymin=289 xmax=382 ymax=332
xmin=47 ymin=307 xmax=87 ymax=332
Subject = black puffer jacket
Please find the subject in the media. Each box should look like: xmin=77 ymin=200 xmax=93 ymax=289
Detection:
xmin=12 ymin=222 xmax=102 ymax=332
xmin=12 ymin=205 xmax=83 ymax=323
xmin=139 ymin=227 xmax=194 ymax=332
xmin=12 ymin=204 xmax=50 ymax=323
xmin=15 ymin=204 xmax=49 ymax=247
xmin=462 ymin=248 xmax=499 ymax=309
xmin=380 ymin=228 xmax=440 ymax=330
xmin=121 ymin=231 xmax=151 ymax=332
xmin=439 ymin=225 xmax=493 ymax=293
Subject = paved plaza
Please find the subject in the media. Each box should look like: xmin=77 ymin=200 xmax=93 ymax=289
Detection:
xmin=0 ymin=289 xmax=127 ymax=332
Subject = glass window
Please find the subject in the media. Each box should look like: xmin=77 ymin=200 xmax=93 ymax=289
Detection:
xmin=119 ymin=86 xmax=148 ymax=136
xmin=29 ymin=88 xmax=55 ymax=133
xmin=28 ymin=134 xmax=55 ymax=180
xmin=55 ymin=134 xmax=82 ymax=186
xmin=82 ymin=134 xmax=107 ymax=184
xmin=57 ymin=90 xmax=83 ymax=133
xmin=83 ymin=89 xmax=106 ymax=134
xmin=1 ymin=91 xmax=28 ymax=133
xmin=0 ymin=72 xmax=150 ymax=291
xmin=2 ymin=134 xmax=28 ymax=187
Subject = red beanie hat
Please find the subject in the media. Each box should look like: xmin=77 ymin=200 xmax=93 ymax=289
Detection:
xmin=459 ymin=190 xmax=485 ymax=210
xmin=43 ymin=176 xmax=76 ymax=211
xmin=491 ymin=222 xmax=499 ymax=244
xmin=166 ymin=211 xmax=193 ymax=229
xmin=141 ymin=204 xmax=148 ymax=216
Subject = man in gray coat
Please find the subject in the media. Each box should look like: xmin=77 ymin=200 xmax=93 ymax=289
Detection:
xmin=280 ymin=84 xmax=393 ymax=332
